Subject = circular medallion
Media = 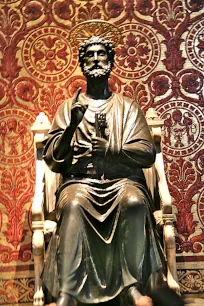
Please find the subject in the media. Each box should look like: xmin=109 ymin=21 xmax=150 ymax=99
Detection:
xmin=186 ymin=19 xmax=204 ymax=72
xmin=198 ymin=189 xmax=204 ymax=227
xmin=22 ymin=27 xmax=78 ymax=83
xmin=157 ymin=100 xmax=203 ymax=157
xmin=0 ymin=109 xmax=34 ymax=164
xmin=114 ymin=23 xmax=160 ymax=79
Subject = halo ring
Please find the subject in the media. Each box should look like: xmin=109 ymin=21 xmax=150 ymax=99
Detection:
xmin=69 ymin=20 xmax=121 ymax=48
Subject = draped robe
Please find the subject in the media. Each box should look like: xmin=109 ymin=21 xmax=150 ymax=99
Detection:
xmin=42 ymin=93 xmax=166 ymax=304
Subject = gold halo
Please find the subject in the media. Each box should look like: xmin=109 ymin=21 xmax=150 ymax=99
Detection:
xmin=69 ymin=20 xmax=121 ymax=48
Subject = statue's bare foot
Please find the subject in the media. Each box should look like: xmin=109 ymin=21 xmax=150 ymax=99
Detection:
xmin=56 ymin=292 xmax=75 ymax=306
xmin=135 ymin=295 xmax=153 ymax=306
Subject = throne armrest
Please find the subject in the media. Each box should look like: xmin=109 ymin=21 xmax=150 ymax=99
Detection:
xmin=31 ymin=113 xmax=61 ymax=305
xmin=31 ymin=112 xmax=51 ymax=224
xmin=146 ymin=108 xmax=180 ymax=294
xmin=31 ymin=112 xmax=51 ymax=306
xmin=146 ymin=108 xmax=172 ymax=213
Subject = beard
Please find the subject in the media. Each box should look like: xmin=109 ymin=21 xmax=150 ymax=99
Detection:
xmin=82 ymin=62 xmax=112 ymax=78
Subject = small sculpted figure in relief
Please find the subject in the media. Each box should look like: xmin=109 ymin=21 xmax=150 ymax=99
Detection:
xmin=42 ymin=23 xmax=166 ymax=306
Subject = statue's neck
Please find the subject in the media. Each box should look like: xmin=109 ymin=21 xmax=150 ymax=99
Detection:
xmin=86 ymin=75 xmax=111 ymax=100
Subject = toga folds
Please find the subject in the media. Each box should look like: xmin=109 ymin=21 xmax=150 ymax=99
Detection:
xmin=42 ymin=93 xmax=166 ymax=304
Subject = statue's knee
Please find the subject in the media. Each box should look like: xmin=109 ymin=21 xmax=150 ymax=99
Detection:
xmin=121 ymin=188 xmax=145 ymax=212
xmin=128 ymin=193 xmax=145 ymax=211
xmin=62 ymin=195 xmax=80 ymax=214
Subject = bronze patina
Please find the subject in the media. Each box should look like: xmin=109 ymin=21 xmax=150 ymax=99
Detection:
xmin=42 ymin=21 xmax=166 ymax=306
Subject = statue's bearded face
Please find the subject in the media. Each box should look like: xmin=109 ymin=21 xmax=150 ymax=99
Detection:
xmin=82 ymin=44 xmax=112 ymax=78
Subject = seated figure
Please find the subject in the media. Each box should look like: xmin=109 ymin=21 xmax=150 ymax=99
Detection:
xmin=42 ymin=24 xmax=167 ymax=306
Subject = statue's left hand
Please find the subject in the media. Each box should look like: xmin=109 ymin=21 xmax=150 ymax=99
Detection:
xmin=91 ymin=136 xmax=108 ymax=155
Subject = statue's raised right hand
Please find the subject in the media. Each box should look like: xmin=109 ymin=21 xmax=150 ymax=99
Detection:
xmin=70 ymin=102 xmax=87 ymax=128
xmin=70 ymin=87 xmax=87 ymax=128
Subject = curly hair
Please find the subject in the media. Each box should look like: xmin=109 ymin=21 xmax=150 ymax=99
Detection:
xmin=78 ymin=36 xmax=115 ymax=70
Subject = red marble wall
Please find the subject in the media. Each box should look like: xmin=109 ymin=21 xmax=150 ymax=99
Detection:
xmin=0 ymin=0 xmax=203 ymax=304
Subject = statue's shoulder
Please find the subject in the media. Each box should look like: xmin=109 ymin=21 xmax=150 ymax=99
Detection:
xmin=114 ymin=93 xmax=139 ymax=109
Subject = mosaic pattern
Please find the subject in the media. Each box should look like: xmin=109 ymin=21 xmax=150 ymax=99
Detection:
xmin=186 ymin=19 xmax=204 ymax=72
xmin=0 ymin=0 xmax=203 ymax=303
xmin=0 ymin=109 xmax=34 ymax=164
xmin=0 ymin=277 xmax=34 ymax=304
xmin=177 ymin=269 xmax=204 ymax=293
xmin=22 ymin=27 xmax=78 ymax=83
xmin=115 ymin=23 xmax=161 ymax=79
xmin=198 ymin=189 xmax=204 ymax=227
xmin=157 ymin=101 xmax=204 ymax=157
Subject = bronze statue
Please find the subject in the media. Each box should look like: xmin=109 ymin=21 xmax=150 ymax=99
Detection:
xmin=42 ymin=22 xmax=166 ymax=306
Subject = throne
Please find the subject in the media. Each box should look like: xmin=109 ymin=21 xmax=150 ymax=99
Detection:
xmin=31 ymin=109 xmax=180 ymax=306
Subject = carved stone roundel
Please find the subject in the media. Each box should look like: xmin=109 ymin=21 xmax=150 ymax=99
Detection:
xmin=22 ymin=27 xmax=78 ymax=83
xmin=157 ymin=100 xmax=204 ymax=157
xmin=114 ymin=23 xmax=160 ymax=79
